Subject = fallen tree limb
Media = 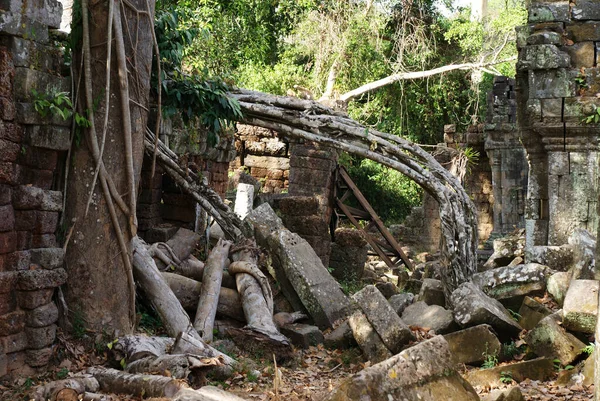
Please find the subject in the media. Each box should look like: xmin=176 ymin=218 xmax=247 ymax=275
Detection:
xmin=144 ymin=129 xmax=245 ymax=242
xmin=163 ymin=272 xmax=245 ymax=321
xmin=110 ymin=335 xmax=174 ymax=365
xmin=150 ymin=228 xmax=200 ymax=270
xmin=87 ymin=367 xmax=184 ymax=398
xmin=230 ymin=89 xmax=478 ymax=302
xmin=131 ymin=236 xmax=235 ymax=369
xmin=32 ymin=376 xmax=100 ymax=401
xmin=126 ymin=353 xmax=223 ymax=386
xmin=194 ymin=238 xmax=232 ymax=342
xmin=228 ymin=244 xmax=292 ymax=360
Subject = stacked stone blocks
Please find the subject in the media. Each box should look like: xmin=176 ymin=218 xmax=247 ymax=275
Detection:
xmin=0 ymin=0 xmax=67 ymax=379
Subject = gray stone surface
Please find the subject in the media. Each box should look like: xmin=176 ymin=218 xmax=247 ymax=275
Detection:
xmin=528 ymin=245 xmax=573 ymax=271
xmin=525 ymin=312 xmax=586 ymax=365
xmin=25 ymin=302 xmax=58 ymax=328
xmin=519 ymin=45 xmax=570 ymax=70
xmin=29 ymin=248 xmax=64 ymax=269
xmin=245 ymin=203 xmax=285 ymax=244
xmin=562 ymin=279 xmax=598 ymax=334
xmin=266 ymin=228 xmax=351 ymax=329
xmin=324 ymin=321 xmax=356 ymax=349
xmin=417 ymin=278 xmax=445 ymax=307
xmin=528 ymin=3 xmax=570 ymax=23
xmin=518 ymin=296 xmax=551 ymax=330
xmin=233 ymin=183 xmax=254 ymax=220
xmin=12 ymin=185 xmax=62 ymax=211
xmin=388 ymin=293 xmax=414 ymax=316
xmin=26 ymin=125 xmax=71 ymax=151
xmin=324 ymin=336 xmax=480 ymax=401
xmin=547 ymin=271 xmax=570 ymax=306
xmin=568 ymin=228 xmax=596 ymax=280
xmin=443 ymin=324 xmax=501 ymax=366
xmin=352 ymin=285 xmax=414 ymax=353
xmin=451 ymin=282 xmax=522 ymax=340
xmin=17 ymin=268 xmax=66 ymax=290
xmin=348 ymin=310 xmax=392 ymax=363
xmin=402 ymin=301 xmax=457 ymax=334
xmin=472 ymin=263 xmax=550 ymax=309
xmin=279 ymin=323 xmax=324 ymax=349
xmin=481 ymin=387 xmax=524 ymax=401
xmin=466 ymin=358 xmax=554 ymax=388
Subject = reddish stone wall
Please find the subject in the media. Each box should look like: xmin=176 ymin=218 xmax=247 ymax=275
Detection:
xmin=0 ymin=0 xmax=68 ymax=379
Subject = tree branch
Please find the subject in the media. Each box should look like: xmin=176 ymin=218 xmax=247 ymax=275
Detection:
xmin=339 ymin=56 xmax=517 ymax=102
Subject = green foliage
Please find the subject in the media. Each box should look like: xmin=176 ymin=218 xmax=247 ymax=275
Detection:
xmin=553 ymin=359 xmax=575 ymax=371
xmin=583 ymin=106 xmax=600 ymax=125
xmin=582 ymin=343 xmax=595 ymax=356
xmin=154 ymin=9 xmax=242 ymax=146
xmin=499 ymin=371 xmax=513 ymax=384
xmin=339 ymin=276 xmax=364 ymax=296
xmin=56 ymin=367 xmax=69 ymax=379
xmin=71 ymin=309 xmax=87 ymax=339
xmin=343 ymin=157 xmax=422 ymax=224
xmin=502 ymin=341 xmax=526 ymax=359
xmin=481 ymin=353 xmax=498 ymax=369
xmin=507 ymin=309 xmax=521 ymax=322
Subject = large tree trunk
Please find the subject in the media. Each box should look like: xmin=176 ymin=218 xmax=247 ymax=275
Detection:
xmin=63 ymin=0 xmax=156 ymax=333
xmin=230 ymin=90 xmax=478 ymax=301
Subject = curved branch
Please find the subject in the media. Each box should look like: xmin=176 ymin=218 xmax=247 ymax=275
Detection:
xmin=339 ymin=56 xmax=517 ymax=102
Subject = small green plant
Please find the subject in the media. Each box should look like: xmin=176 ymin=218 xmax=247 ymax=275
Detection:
xmin=502 ymin=341 xmax=526 ymax=359
xmin=582 ymin=343 xmax=595 ymax=356
xmin=499 ymin=371 xmax=513 ymax=384
xmin=507 ymin=309 xmax=521 ymax=322
xmin=56 ymin=367 xmax=69 ymax=379
xmin=23 ymin=377 xmax=34 ymax=390
xmin=583 ymin=106 xmax=600 ymax=124
xmin=246 ymin=370 xmax=259 ymax=382
xmin=71 ymin=309 xmax=87 ymax=339
xmin=339 ymin=277 xmax=364 ymax=296
xmin=32 ymin=89 xmax=73 ymax=120
xmin=481 ymin=353 xmax=498 ymax=369
xmin=553 ymin=359 xmax=574 ymax=371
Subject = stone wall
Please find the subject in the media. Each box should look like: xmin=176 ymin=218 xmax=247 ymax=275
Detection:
xmin=485 ymin=77 xmax=529 ymax=236
xmin=0 ymin=0 xmax=68 ymax=379
xmin=516 ymin=2 xmax=600 ymax=252
xmin=231 ymin=124 xmax=289 ymax=194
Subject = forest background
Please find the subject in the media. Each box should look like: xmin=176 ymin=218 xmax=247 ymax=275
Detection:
xmin=156 ymin=0 xmax=526 ymax=223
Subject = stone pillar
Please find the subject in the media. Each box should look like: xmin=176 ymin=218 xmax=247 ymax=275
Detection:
xmin=516 ymin=1 xmax=600 ymax=252
xmin=0 ymin=0 xmax=69 ymax=379
xmin=234 ymin=183 xmax=254 ymax=220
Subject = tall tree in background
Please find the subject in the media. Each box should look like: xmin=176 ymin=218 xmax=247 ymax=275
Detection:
xmin=63 ymin=0 xmax=156 ymax=333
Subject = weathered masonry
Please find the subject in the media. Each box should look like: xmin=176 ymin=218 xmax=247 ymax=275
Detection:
xmin=516 ymin=1 xmax=600 ymax=251
xmin=0 ymin=0 xmax=69 ymax=378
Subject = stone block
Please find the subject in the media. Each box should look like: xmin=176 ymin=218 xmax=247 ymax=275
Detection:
xmin=0 ymin=332 xmax=27 ymax=354
xmin=567 ymin=22 xmax=600 ymax=41
xmin=5 ymin=350 xmax=36 ymax=378
xmin=283 ymin=215 xmax=328 ymax=236
xmin=17 ymin=268 xmax=66 ymax=290
xmin=528 ymin=2 xmax=570 ymax=22
xmin=31 ymin=234 xmax=55 ymax=248
xmin=562 ymin=279 xmax=598 ymax=334
xmin=160 ymin=204 xmax=195 ymax=223
xmin=0 ymin=184 xmax=11 ymax=205
xmin=277 ymin=196 xmax=319 ymax=216
xmin=526 ymin=31 xmax=563 ymax=45
xmin=444 ymin=324 xmax=501 ymax=366
xmin=290 ymin=155 xmax=335 ymax=171
xmin=401 ymin=301 xmax=457 ymax=335
xmin=471 ymin=263 xmax=550 ymax=310
xmin=25 ymin=346 xmax=52 ymax=367
xmin=0 ymin=0 xmax=62 ymax=28
xmin=17 ymin=166 xmax=54 ymax=189
xmin=547 ymin=271 xmax=570 ymax=306
xmin=15 ymin=102 xmax=70 ymax=126
xmin=525 ymin=313 xmax=585 ymax=364
xmin=404 ymin=279 xmax=423 ymax=294
xmin=0 ymin=162 xmax=18 ymax=185
xmin=19 ymin=145 xmax=58 ymax=170
xmin=0 ymin=204 xmax=14 ymax=232
xmin=572 ymin=0 xmax=600 ymax=20
xmin=417 ymin=278 xmax=445 ymax=307
xmin=245 ymin=203 xmax=285 ymax=245
xmin=14 ymin=210 xmax=35 ymax=231
xmin=0 ymin=138 xmax=20 ymax=162
xmin=518 ymin=296 xmax=552 ymax=330
xmin=244 ymin=155 xmax=289 ymax=170
xmin=519 ymin=44 xmax=570 ymax=70
xmin=13 ymin=185 xmax=62 ymax=211
xmin=144 ymin=224 xmax=179 ymax=244
xmin=465 ymin=358 xmax=554 ymax=388
xmin=324 ymin=336 xmax=479 ymax=401
xmin=528 ymin=245 xmax=572 ymax=271
xmin=266 ymin=229 xmax=351 ymax=328
xmin=0 ymin=45 xmax=14 ymax=97
xmin=374 ymin=282 xmax=398 ymax=299
xmin=452 ymin=282 xmax=522 ymax=340
xmin=352 ymin=285 xmax=414 ymax=353
xmin=324 ymin=321 xmax=356 ymax=349
xmin=29 ymin=248 xmax=64 ymax=270
xmin=33 ymin=211 xmax=58 ymax=234
xmin=17 ymin=288 xmax=53 ymax=309
xmin=25 ymin=302 xmax=58 ymax=327
xmin=528 ymin=69 xmax=575 ymax=99
xmin=481 ymin=387 xmax=525 ymax=401
xmin=279 ymin=323 xmax=324 ymax=349
xmin=568 ymin=228 xmax=596 ymax=280
xmin=13 ymin=67 xmax=69 ymax=102
xmin=25 ymin=324 xmax=56 ymax=349
xmin=562 ymin=41 xmax=596 ymax=68
xmin=388 ymin=293 xmax=414 ymax=316
xmin=348 ymin=310 xmax=392 ymax=363
xmin=0 ymin=352 xmax=5 ymax=377
xmin=0 ymin=310 xmax=24 ymax=336
xmin=26 ymin=125 xmax=71 ymax=151
xmin=0 ymin=231 xmax=17 ymax=254
xmin=0 ymin=96 xmax=15 ymax=120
